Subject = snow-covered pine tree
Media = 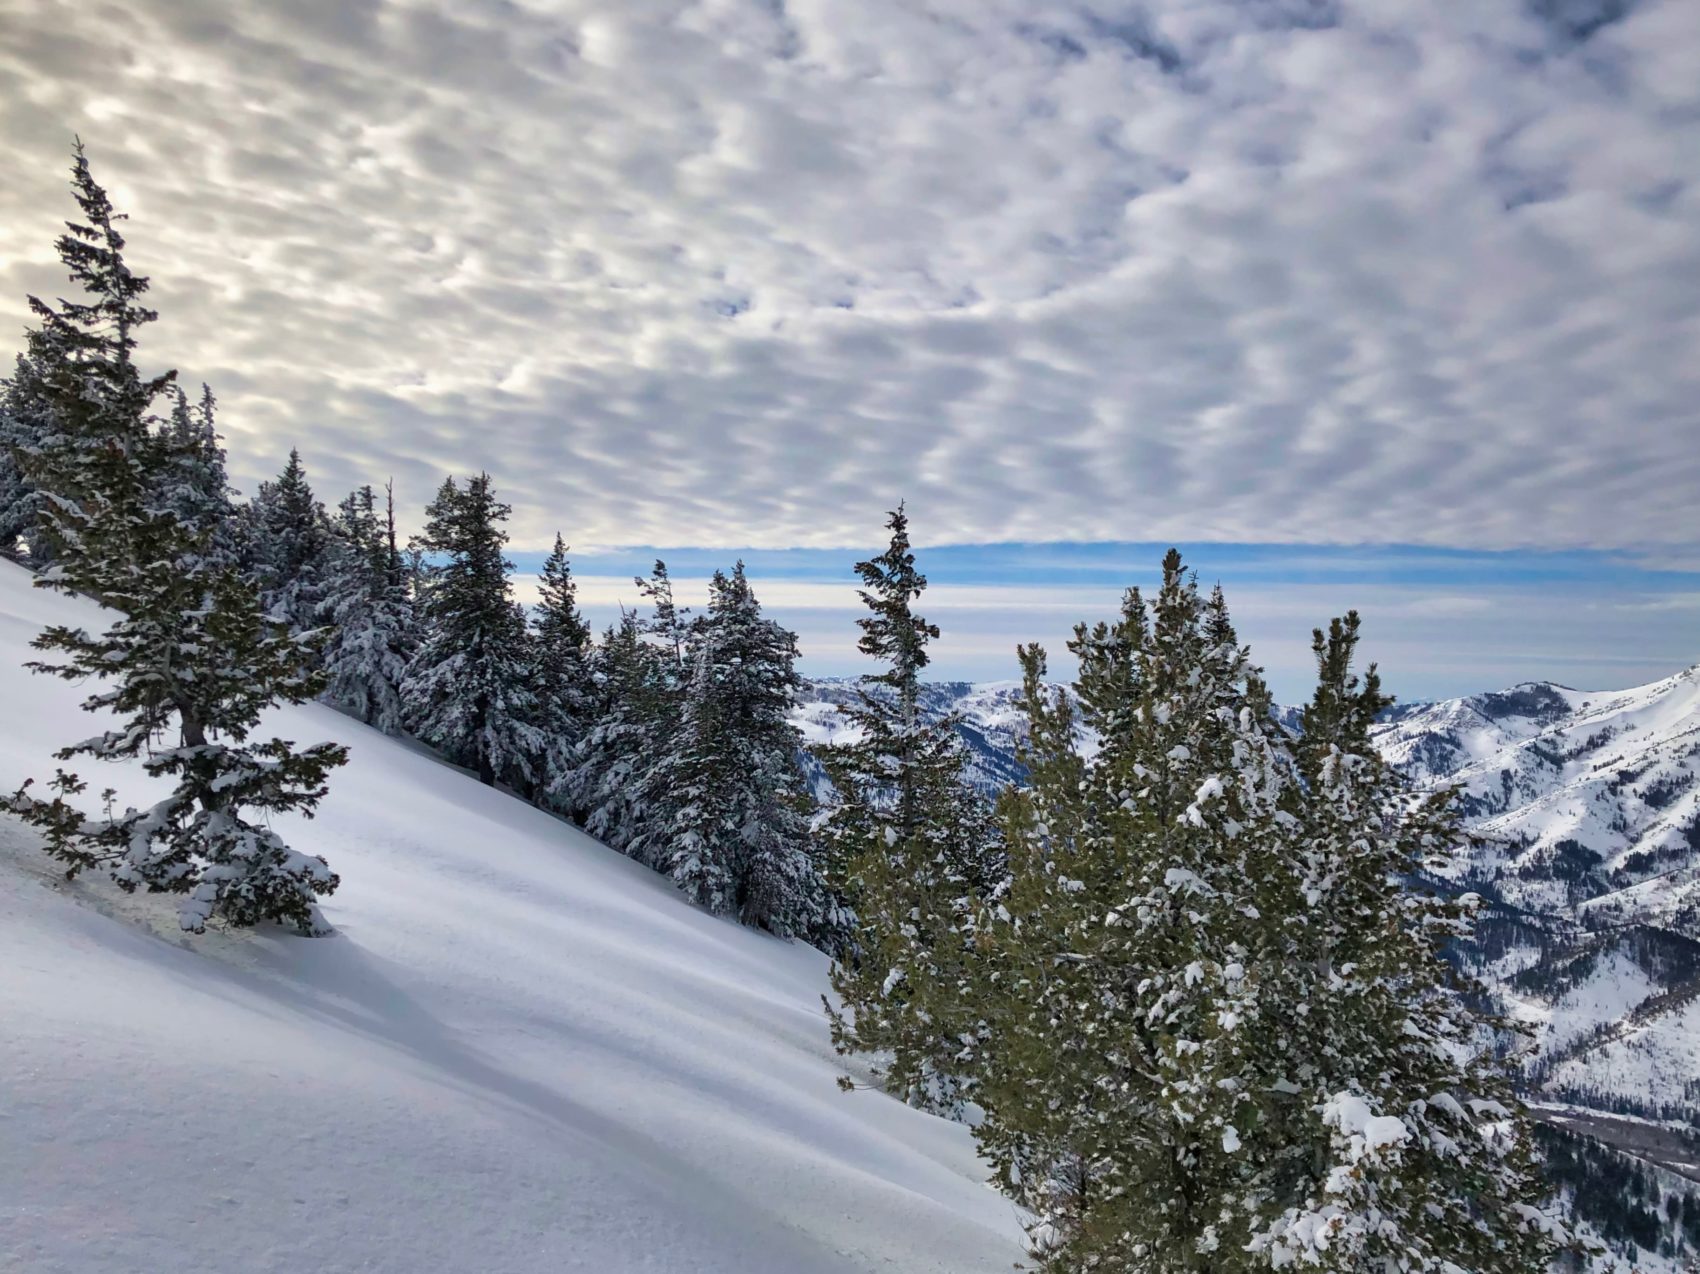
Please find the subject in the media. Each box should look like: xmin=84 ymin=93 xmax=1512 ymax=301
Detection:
xmin=402 ymin=473 xmax=544 ymax=790
xmin=567 ymin=610 xmax=676 ymax=851
xmin=157 ymin=382 xmax=234 ymax=550
xmin=0 ymin=353 xmax=57 ymax=564
xmin=532 ymin=533 xmax=594 ymax=814
xmin=10 ymin=142 xmax=345 ymax=935
xmin=320 ymin=482 xmax=415 ymax=735
xmin=246 ymin=447 xmax=334 ymax=634
xmin=974 ymin=552 xmax=1291 ymax=1268
xmin=632 ymin=563 xmax=824 ymax=936
xmin=563 ymin=559 xmax=693 ymax=852
xmin=1247 ymin=613 xmax=1566 ymax=1272
xmin=823 ymin=506 xmax=1003 ymax=1114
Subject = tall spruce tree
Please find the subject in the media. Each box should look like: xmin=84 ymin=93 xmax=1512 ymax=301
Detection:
xmin=402 ymin=473 xmax=544 ymax=789
xmin=1247 ymin=613 xmax=1565 ymax=1271
xmin=823 ymin=506 xmax=1003 ymax=1114
xmin=635 ymin=558 xmax=693 ymax=676
xmin=157 ymin=382 xmax=233 ymax=548
xmin=635 ymin=564 xmax=824 ymax=934
xmin=9 ymin=143 xmax=345 ymax=935
xmin=532 ymin=533 xmax=594 ymax=814
xmin=0 ymin=353 xmax=57 ymax=564
xmin=567 ymin=611 xmax=676 ymax=851
xmin=321 ymin=483 xmax=415 ymax=735
xmin=247 ymin=447 xmax=333 ymax=634
xmin=975 ymin=551 xmax=1289 ymax=1266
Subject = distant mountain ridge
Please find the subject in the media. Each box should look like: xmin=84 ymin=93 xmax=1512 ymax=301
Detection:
xmin=794 ymin=663 xmax=1700 ymax=1133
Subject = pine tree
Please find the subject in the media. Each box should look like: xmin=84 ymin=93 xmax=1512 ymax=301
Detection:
xmin=0 ymin=353 xmax=57 ymax=564
xmin=973 ymin=556 xmax=1568 ymax=1272
xmin=824 ymin=506 xmax=1003 ymax=1114
xmin=974 ymin=552 xmax=1289 ymax=1266
xmin=402 ymin=473 xmax=544 ymax=789
xmin=564 ymin=559 xmax=692 ymax=853
xmin=633 ymin=563 xmax=824 ymax=935
xmin=1247 ymin=613 xmax=1566 ymax=1272
xmin=532 ymin=533 xmax=594 ymax=814
xmin=157 ymin=382 xmax=234 ymax=549
xmin=568 ymin=611 xmax=676 ymax=852
xmin=9 ymin=142 xmax=345 ymax=935
xmin=320 ymin=482 xmax=415 ymax=735
xmin=247 ymin=447 xmax=333 ymax=633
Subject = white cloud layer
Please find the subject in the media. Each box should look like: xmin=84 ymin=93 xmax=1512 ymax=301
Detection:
xmin=1 ymin=0 xmax=1696 ymax=551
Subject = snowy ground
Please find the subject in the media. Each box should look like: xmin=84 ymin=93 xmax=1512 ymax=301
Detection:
xmin=0 ymin=560 xmax=1027 ymax=1274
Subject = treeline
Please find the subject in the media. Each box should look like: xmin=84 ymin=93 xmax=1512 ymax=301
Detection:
xmin=4 ymin=146 xmax=1586 ymax=1269
xmin=1536 ymin=1123 xmax=1700 ymax=1265
xmin=0 ymin=147 xmax=859 ymax=944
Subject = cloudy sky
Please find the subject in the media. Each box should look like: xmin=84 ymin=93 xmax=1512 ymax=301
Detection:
xmin=2 ymin=0 xmax=1696 ymax=698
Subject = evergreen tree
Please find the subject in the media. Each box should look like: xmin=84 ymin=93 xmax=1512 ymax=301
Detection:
xmin=247 ymin=447 xmax=333 ymax=633
xmin=157 ymin=382 xmax=234 ymax=548
xmin=635 ymin=558 xmax=692 ymax=675
xmin=824 ymin=506 xmax=1004 ymax=1114
xmin=1248 ymin=613 xmax=1566 ymax=1272
xmin=972 ymin=555 xmax=1566 ymax=1272
xmin=320 ymin=482 xmax=414 ymax=735
xmin=567 ymin=610 xmax=676 ymax=851
xmin=633 ymin=563 xmax=824 ymax=935
xmin=9 ymin=142 xmax=345 ymax=935
xmin=402 ymin=473 xmax=544 ymax=789
xmin=975 ymin=552 xmax=1289 ymax=1266
xmin=564 ymin=559 xmax=692 ymax=852
xmin=0 ymin=353 xmax=57 ymax=564
xmin=532 ymin=533 xmax=594 ymax=813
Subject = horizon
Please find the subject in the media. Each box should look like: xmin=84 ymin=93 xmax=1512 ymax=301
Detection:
xmin=506 ymin=539 xmax=1699 ymax=703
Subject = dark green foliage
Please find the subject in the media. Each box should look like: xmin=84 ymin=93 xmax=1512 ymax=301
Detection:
xmin=245 ymin=447 xmax=335 ymax=634
xmin=1254 ymin=612 xmax=1562 ymax=1272
xmin=975 ymin=552 xmax=1289 ymax=1267
xmin=824 ymin=506 xmax=1003 ymax=1114
xmin=0 ymin=353 xmax=58 ymax=564
xmin=969 ymin=553 xmax=1565 ymax=1272
xmin=1535 ymin=1124 xmax=1699 ymax=1262
xmin=158 ymin=382 xmax=233 ymax=547
xmin=569 ymin=609 xmax=677 ymax=851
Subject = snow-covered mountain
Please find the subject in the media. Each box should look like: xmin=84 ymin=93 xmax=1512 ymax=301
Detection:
xmin=792 ymin=678 xmax=1042 ymax=801
xmin=797 ymin=667 xmax=1700 ymax=1132
xmin=0 ymin=561 xmax=1025 ymax=1274
xmin=1376 ymin=670 xmax=1700 ymax=1132
xmin=1375 ymin=671 xmax=1700 ymax=937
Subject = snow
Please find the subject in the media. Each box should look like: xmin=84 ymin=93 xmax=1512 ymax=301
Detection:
xmin=1323 ymin=1093 xmax=1409 ymax=1157
xmin=0 ymin=561 xmax=1026 ymax=1274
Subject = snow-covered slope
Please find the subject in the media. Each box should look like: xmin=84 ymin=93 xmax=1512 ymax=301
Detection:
xmin=0 ymin=560 xmax=1026 ymax=1274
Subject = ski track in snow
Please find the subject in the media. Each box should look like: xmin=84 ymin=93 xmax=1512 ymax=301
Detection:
xmin=0 ymin=561 xmax=1027 ymax=1274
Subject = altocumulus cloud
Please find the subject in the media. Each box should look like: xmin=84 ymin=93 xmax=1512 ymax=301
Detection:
xmin=0 ymin=0 xmax=1696 ymax=554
